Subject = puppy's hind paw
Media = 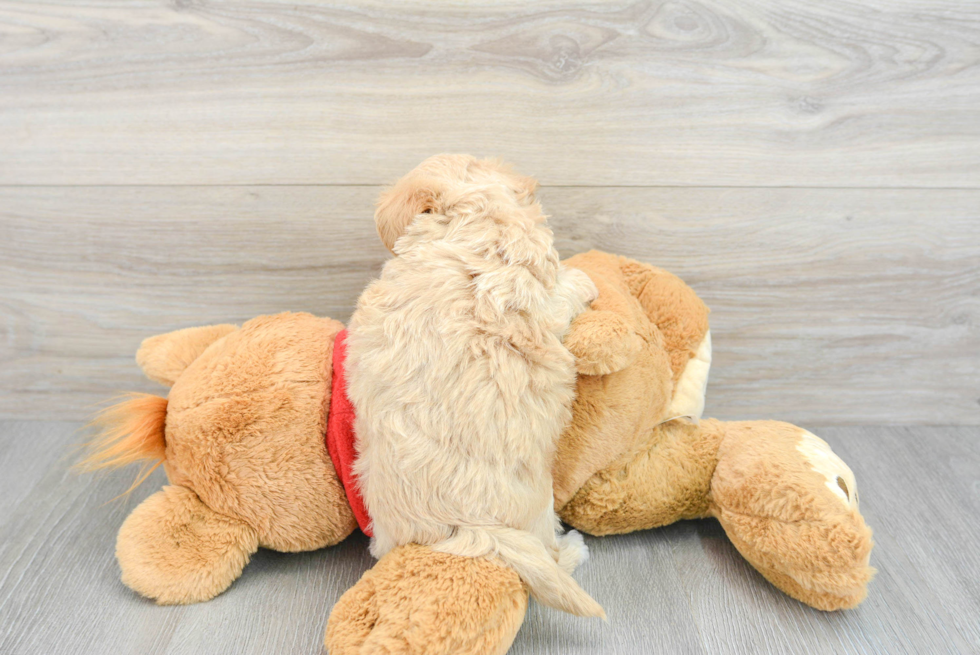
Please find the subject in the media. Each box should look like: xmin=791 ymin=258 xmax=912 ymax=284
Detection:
xmin=557 ymin=529 xmax=590 ymax=574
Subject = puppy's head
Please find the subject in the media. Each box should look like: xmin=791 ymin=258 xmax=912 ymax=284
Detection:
xmin=375 ymin=154 xmax=539 ymax=253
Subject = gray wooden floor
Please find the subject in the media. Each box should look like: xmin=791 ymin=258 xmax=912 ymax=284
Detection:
xmin=0 ymin=421 xmax=977 ymax=655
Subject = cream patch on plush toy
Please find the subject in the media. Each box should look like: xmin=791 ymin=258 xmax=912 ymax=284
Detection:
xmin=666 ymin=330 xmax=711 ymax=422
xmin=797 ymin=430 xmax=859 ymax=509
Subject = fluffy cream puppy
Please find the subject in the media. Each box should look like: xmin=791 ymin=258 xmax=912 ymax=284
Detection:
xmin=346 ymin=155 xmax=604 ymax=618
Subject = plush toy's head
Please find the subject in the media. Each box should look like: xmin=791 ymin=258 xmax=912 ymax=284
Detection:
xmin=374 ymin=154 xmax=539 ymax=253
xmin=550 ymin=251 xmax=685 ymax=507
xmin=81 ymin=312 xmax=356 ymax=604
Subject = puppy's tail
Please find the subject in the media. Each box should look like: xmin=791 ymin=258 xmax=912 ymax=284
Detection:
xmin=433 ymin=525 xmax=606 ymax=619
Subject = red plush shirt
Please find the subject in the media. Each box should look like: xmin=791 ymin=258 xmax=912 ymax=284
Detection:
xmin=325 ymin=329 xmax=373 ymax=537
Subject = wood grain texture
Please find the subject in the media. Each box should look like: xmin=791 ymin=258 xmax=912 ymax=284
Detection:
xmin=1 ymin=422 xmax=978 ymax=654
xmin=1 ymin=0 xmax=978 ymax=186
xmin=2 ymin=185 xmax=978 ymax=424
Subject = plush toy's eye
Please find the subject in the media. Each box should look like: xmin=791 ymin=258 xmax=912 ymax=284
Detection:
xmin=421 ymin=208 xmax=432 ymax=214
xmin=836 ymin=476 xmax=849 ymax=499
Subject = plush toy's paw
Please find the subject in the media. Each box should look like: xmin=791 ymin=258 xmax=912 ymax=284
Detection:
xmin=116 ymin=485 xmax=258 ymax=605
xmin=136 ymin=324 xmax=237 ymax=387
xmin=325 ymin=544 xmax=527 ymax=655
xmin=709 ymin=422 xmax=874 ymax=611
xmin=565 ymin=310 xmax=645 ymax=376
xmin=556 ymin=530 xmax=590 ymax=574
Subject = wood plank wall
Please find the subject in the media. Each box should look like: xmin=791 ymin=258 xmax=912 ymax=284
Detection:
xmin=1 ymin=0 xmax=978 ymax=423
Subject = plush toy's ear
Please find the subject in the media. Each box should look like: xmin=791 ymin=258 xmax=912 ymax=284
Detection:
xmin=374 ymin=174 xmax=446 ymax=253
xmin=136 ymin=324 xmax=238 ymax=387
xmin=116 ymin=485 xmax=258 ymax=605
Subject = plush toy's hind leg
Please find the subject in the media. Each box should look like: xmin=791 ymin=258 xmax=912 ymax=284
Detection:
xmin=325 ymin=544 xmax=527 ymax=655
xmin=116 ymin=485 xmax=258 ymax=605
xmin=559 ymin=419 xmax=724 ymax=534
xmin=561 ymin=419 xmax=874 ymax=611
xmin=709 ymin=421 xmax=874 ymax=610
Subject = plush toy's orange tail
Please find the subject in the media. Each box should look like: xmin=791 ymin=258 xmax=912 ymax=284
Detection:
xmin=78 ymin=393 xmax=168 ymax=493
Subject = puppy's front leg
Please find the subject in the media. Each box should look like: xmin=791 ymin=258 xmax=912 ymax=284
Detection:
xmin=554 ymin=265 xmax=599 ymax=326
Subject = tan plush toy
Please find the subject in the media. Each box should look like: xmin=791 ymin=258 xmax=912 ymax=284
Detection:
xmin=83 ymin=255 xmax=873 ymax=654
xmin=84 ymin=160 xmax=873 ymax=654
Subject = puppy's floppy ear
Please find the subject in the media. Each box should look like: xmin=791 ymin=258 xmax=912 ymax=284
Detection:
xmin=375 ymin=175 xmax=445 ymax=253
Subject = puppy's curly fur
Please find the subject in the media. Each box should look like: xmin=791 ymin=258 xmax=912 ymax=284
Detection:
xmin=347 ymin=155 xmax=603 ymax=617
